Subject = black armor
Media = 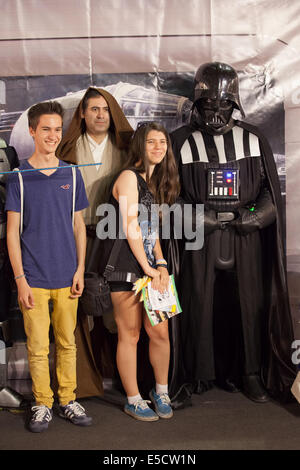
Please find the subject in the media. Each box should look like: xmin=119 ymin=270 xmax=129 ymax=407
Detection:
xmin=170 ymin=62 xmax=295 ymax=403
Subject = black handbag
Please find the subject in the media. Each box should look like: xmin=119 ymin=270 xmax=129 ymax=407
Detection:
xmin=80 ymin=272 xmax=112 ymax=317
xmin=80 ymin=238 xmax=123 ymax=317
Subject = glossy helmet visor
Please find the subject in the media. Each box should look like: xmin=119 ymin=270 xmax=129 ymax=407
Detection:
xmin=193 ymin=62 xmax=245 ymax=117
xmin=192 ymin=62 xmax=245 ymax=134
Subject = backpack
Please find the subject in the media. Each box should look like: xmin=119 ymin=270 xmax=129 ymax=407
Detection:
xmin=0 ymin=146 xmax=19 ymax=239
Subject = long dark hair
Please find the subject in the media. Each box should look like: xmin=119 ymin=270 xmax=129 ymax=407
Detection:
xmin=125 ymin=122 xmax=180 ymax=205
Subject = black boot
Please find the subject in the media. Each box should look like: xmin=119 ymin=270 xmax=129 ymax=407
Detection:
xmin=216 ymin=378 xmax=241 ymax=393
xmin=242 ymin=374 xmax=270 ymax=403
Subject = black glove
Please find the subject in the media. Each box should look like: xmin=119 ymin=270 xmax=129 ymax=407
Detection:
xmin=167 ymin=198 xmax=204 ymax=234
xmin=233 ymin=188 xmax=276 ymax=235
xmin=170 ymin=199 xmax=224 ymax=236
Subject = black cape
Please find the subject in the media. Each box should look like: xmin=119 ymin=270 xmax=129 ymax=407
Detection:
xmin=169 ymin=120 xmax=296 ymax=402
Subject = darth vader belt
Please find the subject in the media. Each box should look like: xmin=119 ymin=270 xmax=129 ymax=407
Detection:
xmin=217 ymin=212 xmax=235 ymax=223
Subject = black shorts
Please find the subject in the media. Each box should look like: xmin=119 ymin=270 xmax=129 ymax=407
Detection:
xmin=109 ymin=281 xmax=134 ymax=292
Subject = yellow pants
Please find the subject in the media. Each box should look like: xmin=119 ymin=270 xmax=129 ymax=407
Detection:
xmin=21 ymin=287 xmax=78 ymax=408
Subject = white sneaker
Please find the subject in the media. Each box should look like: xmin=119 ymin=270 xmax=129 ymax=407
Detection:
xmin=59 ymin=400 xmax=92 ymax=426
xmin=28 ymin=405 xmax=53 ymax=433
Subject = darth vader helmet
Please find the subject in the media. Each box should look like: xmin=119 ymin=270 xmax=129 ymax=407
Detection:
xmin=192 ymin=62 xmax=245 ymax=135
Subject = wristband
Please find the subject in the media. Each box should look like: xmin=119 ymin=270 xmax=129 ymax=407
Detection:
xmin=14 ymin=274 xmax=25 ymax=280
xmin=155 ymin=258 xmax=167 ymax=265
xmin=155 ymin=263 xmax=168 ymax=269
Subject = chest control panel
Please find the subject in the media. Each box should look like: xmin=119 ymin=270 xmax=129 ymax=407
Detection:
xmin=207 ymin=169 xmax=239 ymax=200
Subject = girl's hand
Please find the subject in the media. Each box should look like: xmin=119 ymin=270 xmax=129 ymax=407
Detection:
xmin=151 ymin=270 xmax=162 ymax=292
xmin=144 ymin=265 xmax=160 ymax=279
xmin=144 ymin=265 xmax=162 ymax=291
xmin=157 ymin=266 xmax=169 ymax=292
xmin=147 ymin=266 xmax=169 ymax=294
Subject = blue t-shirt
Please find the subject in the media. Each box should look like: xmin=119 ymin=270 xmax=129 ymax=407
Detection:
xmin=5 ymin=159 xmax=89 ymax=289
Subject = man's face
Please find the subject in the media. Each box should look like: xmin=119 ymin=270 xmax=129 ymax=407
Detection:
xmin=81 ymin=95 xmax=110 ymax=138
xmin=29 ymin=114 xmax=62 ymax=154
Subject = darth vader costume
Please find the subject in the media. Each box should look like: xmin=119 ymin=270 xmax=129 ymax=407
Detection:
xmin=170 ymin=62 xmax=296 ymax=402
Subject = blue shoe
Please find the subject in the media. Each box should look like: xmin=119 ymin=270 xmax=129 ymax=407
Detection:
xmin=124 ymin=399 xmax=159 ymax=422
xmin=59 ymin=400 xmax=92 ymax=426
xmin=28 ymin=405 xmax=53 ymax=433
xmin=149 ymin=389 xmax=173 ymax=419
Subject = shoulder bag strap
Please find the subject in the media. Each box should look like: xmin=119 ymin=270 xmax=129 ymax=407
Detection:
xmin=103 ymin=237 xmax=124 ymax=277
xmin=13 ymin=168 xmax=23 ymax=235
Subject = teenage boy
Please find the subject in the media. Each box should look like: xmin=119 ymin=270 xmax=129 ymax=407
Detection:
xmin=5 ymin=101 xmax=91 ymax=432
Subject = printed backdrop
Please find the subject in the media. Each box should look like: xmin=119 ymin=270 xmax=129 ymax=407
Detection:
xmin=1 ymin=0 xmax=300 ymax=335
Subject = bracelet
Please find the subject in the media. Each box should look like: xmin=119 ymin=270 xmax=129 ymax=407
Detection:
xmin=14 ymin=274 xmax=25 ymax=280
xmin=155 ymin=263 xmax=168 ymax=269
xmin=155 ymin=259 xmax=167 ymax=265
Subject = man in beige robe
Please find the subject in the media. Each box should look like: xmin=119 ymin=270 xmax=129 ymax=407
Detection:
xmin=57 ymin=88 xmax=133 ymax=398
xmin=59 ymin=87 xmax=133 ymax=268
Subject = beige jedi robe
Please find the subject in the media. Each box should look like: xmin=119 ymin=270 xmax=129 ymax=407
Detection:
xmin=76 ymin=132 xmax=126 ymax=271
xmin=291 ymin=372 xmax=300 ymax=403
xmin=75 ymin=132 xmax=126 ymax=399
xmin=76 ymin=133 xmax=125 ymax=226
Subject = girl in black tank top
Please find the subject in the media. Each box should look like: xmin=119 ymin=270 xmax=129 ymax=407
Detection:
xmin=108 ymin=122 xmax=179 ymax=421
xmin=105 ymin=167 xmax=159 ymax=292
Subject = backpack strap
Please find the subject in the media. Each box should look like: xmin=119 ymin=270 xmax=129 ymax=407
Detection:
xmin=13 ymin=168 xmax=24 ymax=235
xmin=71 ymin=165 xmax=76 ymax=229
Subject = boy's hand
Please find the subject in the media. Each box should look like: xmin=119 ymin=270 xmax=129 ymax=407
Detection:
xmin=17 ymin=278 xmax=35 ymax=310
xmin=70 ymin=268 xmax=85 ymax=298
